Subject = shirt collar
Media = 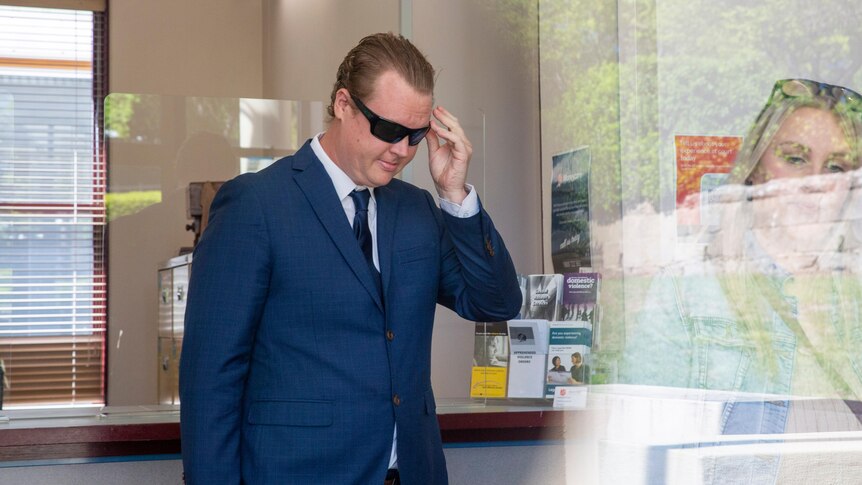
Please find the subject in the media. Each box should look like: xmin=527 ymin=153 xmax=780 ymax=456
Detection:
xmin=311 ymin=132 xmax=374 ymax=201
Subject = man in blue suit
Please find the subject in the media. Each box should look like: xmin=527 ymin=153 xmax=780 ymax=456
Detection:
xmin=179 ymin=32 xmax=521 ymax=484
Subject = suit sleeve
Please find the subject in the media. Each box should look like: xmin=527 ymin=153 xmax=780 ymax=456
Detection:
xmin=428 ymin=192 xmax=522 ymax=321
xmin=179 ymin=175 xmax=271 ymax=484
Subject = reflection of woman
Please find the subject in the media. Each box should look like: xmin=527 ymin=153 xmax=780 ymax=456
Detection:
xmin=620 ymin=80 xmax=862 ymax=483
xmin=622 ymin=79 xmax=862 ymax=427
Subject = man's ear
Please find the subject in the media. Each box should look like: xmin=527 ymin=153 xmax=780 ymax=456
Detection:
xmin=333 ymin=88 xmax=352 ymax=121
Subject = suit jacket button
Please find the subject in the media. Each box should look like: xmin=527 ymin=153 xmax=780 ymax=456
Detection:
xmin=386 ymin=330 xmax=395 ymax=341
xmin=393 ymin=394 xmax=401 ymax=406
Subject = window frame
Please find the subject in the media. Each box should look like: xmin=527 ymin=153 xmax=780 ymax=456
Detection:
xmin=0 ymin=1 xmax=108 ymax=408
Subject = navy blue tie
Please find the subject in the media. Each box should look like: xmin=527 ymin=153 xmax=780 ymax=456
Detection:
xmin=348 ymin=189 xmax=377 ymax=275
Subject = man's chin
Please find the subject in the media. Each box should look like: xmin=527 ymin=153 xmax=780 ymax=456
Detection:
xmin=371 ymin=170 xmax=402 ymax=187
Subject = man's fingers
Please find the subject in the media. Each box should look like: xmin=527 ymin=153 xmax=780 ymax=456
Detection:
xmin=425 ymin=121 xmax=441 ymax=154
xmin=433 ymin=106 xmax=466 ymax=138
xmin=430 ymin=118 xmax=473 ymax=157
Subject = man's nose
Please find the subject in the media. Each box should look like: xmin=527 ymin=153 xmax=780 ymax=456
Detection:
xmin=389 ymin=137 xmax=410 ymax=157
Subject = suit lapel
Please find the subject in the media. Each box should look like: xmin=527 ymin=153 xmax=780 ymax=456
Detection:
xmin=291 ymin=144 xmax=383 ymax=311
xmin=375 ymin=183 xmax=400 ymax=300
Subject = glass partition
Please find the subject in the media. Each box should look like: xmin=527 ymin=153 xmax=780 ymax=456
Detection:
xmin=103 ymin=94 xmax=502 ymax=413
xmin=104 ymin=94 xmax=326 ymax=406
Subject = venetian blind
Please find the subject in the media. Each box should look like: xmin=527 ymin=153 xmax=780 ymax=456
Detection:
xmin=0 ymin=4 xmax=107 ymax=407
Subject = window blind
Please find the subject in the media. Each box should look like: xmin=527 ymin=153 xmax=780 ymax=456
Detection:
xmin=0 ymin=5 xmax=107 ymax=407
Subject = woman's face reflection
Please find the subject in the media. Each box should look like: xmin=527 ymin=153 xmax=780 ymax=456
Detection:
xmin=752 ymin=107 xmax=855 ymax=182
xmin=748 ymin=107 xmax=857 ymax=264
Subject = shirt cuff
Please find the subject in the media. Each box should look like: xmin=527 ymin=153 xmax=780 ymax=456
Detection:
xmin=439 ymin=184 xmax=479 ymax=218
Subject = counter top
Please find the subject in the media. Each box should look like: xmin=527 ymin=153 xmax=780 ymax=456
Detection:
xmin=4 ymin=391 xmax=861 ymax=464
xmin=0 ymin=400 xmax=567 ymax=463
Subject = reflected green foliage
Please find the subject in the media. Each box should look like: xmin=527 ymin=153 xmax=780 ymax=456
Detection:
xmin=558 ymin=60 xmax=624 ymax=219
xmin=105 ymin=190 xmax=162 ymax=222
xmin=492 ymin=0 xmax=631 ymax=220
xmin=105 ymin=94 xmax=161 ymax=143
xmin=478 ymin=0 xmax=657 ymax=217
xmin=104 ymin=93 xmax=140 ymax=138
xmin=486 ymin=0 xmax=538 ymax=55
xmin=655 ymin=2 xmax=862 ymax=137
xmin=186 ymin=97 xmax=240 ymax=146
xmin=105 ymin=95 xmax=240 ymax=146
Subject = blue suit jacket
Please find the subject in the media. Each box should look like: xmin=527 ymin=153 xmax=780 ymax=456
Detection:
xmin=179 ymin=141 xmax=521 ymax=484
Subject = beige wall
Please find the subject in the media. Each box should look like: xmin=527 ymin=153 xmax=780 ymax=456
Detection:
xmin=110 ymin=0 xmax=264 ymax=98
xmin=107 ymin=0 xmax=541 ymax=404
xmin=107 ymin=0 xmax=265 ymax=405
xmin=262 ymin=0 xmax=400 ymax=101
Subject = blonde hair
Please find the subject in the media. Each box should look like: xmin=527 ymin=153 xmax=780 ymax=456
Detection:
xmin=327 ymin=32 xmax=435 ymax=119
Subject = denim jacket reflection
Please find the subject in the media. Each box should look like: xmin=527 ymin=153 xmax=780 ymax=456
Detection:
xmin=620 ymin=258 xmax=797 ymax=436
xmin=619 ymin=230 xmax=862 ymax=484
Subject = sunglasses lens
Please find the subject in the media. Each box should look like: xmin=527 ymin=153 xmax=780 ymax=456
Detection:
xmin=372 ymin=119 xmax=430 ymax=146
xmin=371 ymin=119 xmax=408 ymax=144
xmin=408 ymin=126 xmax=431 ymax=146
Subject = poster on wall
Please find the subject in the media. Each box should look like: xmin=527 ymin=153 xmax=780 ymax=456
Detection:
xmin=551 ymin=147 xmax=592 ymax=273
xmin=675 ymin=135 xmax=742 ymax=238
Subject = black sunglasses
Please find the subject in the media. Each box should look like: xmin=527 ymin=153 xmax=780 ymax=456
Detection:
xmin=771 ymin=78 xmax=862 ymax=111
xmin=350 ymin=93 xmax=431 ymax=146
